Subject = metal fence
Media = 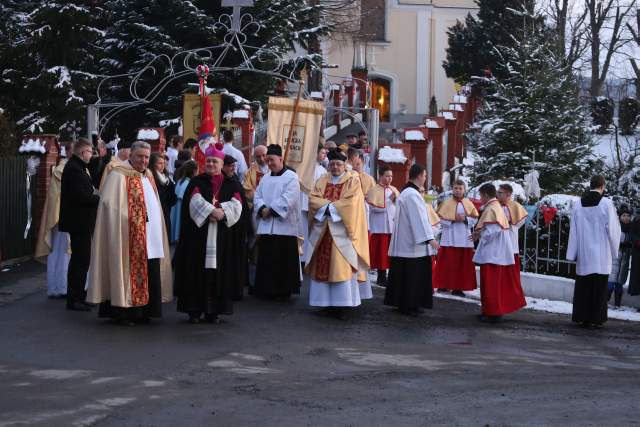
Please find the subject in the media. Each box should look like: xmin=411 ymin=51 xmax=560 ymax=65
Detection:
xmin=0 ymin=157 xmax=35 ymax=263
xmin=520 ymin=207 xmax=576 ymax=279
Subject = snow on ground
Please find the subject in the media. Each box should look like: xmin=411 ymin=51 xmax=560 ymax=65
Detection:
xmin=434 ymin=289 xmax=640 ymax=322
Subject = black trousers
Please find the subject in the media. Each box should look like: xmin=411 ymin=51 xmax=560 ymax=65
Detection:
xmin=99 ymin=258 xmax=162 ymax=319
xmin=572 ymin=273 xmax=608 ymax=324
xmin=67 ymin=232 xmax=92 ymax=304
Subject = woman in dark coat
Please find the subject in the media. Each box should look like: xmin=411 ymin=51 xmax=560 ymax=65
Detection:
xmin=608 ymin=208 xmax=632 ymax=307
xmin=150 ymin=152 xmax=176 ymax=236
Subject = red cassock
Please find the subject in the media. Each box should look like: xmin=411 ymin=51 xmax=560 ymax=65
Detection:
xmin=369 ymin=233 xmax=391 ymax=269
xmin=432 ymin=246 xmax=477 ymax=290
xmin=479 ymin=262 xmax=526 ymax=316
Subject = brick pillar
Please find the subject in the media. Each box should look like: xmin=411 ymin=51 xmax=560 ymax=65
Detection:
xmin=426 ymin=118 xmax=446 ymax=190
xmin=332 ymin=85 xmax=342 ymax=128
xmin=441 ymin=112 xmax=457 ymax=169
xmin=344 ymin=80 xmax=355 ymax=113
xmin=22 ymin=134 xmax=59 ymax=241
xmin=136 ymin=127 xmax=166 ymax=153
xmin=351 ymin=68 xmax=368 ymax=109
xmin=403 ymin=127 xmax=429 ymax=168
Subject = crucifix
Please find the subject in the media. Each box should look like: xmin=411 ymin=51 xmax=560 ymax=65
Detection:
xmin=221 ymin=112 xmax=235 ymax=132
xmin=221 ymin=0 xmax=254 ymax=33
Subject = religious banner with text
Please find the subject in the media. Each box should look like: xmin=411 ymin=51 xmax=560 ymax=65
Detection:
xmin=182 ymin=94 xmax=222 ymax=142
xmin=267 ymin=96 xmax=324 ymax=193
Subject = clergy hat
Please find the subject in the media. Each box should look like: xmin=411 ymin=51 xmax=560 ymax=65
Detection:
xmin=327 ymin=149 xmax=347 ymax=162
xmin=266 ymin=144 xmax=282 ymax=157
xmin=204 ymin=142 xmax=225 ymax=160
xmin=223 ymin=154 xmax=237 ymax=165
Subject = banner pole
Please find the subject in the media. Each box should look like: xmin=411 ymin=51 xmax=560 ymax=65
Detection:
xmin=283 ymin=69 xmax=306 ymax=164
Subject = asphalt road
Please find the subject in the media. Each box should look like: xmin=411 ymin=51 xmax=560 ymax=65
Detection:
xmin=1 ymin=264 xmax=639 ymax=426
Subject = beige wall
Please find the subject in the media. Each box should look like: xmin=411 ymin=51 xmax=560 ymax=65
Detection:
xmin=323 ymin=1 xmax=477 ymax=120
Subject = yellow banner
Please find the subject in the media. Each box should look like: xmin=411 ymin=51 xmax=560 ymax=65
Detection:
xmin=182 ymin=94 xmax=221 ymax=142
xmin=267 ymin=96 xmax=324 ymax=193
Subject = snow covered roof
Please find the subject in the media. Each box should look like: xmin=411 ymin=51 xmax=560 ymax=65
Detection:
xmin=468 ymin=180 xmax=527 ymax=203
xmin=19 ymin=138 xmax=47 ymax=154
xmin=378 ymin=146 xmax=407 ymax=164
xmin=453 ymin=95 xmax=467 ymax=103
xmin=137 ymin=129 xmax=160 ymax=140
xmin=425 ymin=119 xmax=441 ymax=129
xmin=405 ymin=130 xmax=426 ymax=141
xmin=232 ymin=110 xmax=250 ymax=119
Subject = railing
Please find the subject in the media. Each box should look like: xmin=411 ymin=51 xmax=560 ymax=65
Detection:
xmin=519 ymin=207 xmax=576 ymax=279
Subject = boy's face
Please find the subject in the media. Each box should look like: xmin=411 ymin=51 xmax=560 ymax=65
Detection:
xmin=621 ymin=213 xmax=631 ymax=224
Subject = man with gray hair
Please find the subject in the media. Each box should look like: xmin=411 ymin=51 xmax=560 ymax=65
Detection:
xmin=86 ymin=141 xmax=173 ymax=325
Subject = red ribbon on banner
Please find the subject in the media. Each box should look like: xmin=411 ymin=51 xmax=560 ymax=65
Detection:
xmin=540 ymin=205 xmax=558 ymax=227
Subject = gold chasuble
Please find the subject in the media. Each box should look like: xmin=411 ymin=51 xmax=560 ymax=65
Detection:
xmin=35 ymin=159 xmax=69 ymax=257
xmin=366 ymin=184 xmax=399 ymax=208
xmin=98 ymin=157 xmax=126 ymax=192
xmin=358 ymin=172 xmax=375 ymax=199
xmin=426 ymin=203 xmax=440 ymax=227
xmin=305 ymin=171 xmax=370 ymax=283
xmin=242 ymin=162 xmax=265 ymax=208
xmin=504 ymin=200 xmax=528 ymax=225
xmin=476 ymin=199 xmax=510 ymax=230
xmin=437 ymin=198 xmax=479 ymax=221
xmin=86 ymin=162 xmax=173 ymax=308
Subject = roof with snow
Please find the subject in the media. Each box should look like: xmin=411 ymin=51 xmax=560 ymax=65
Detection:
xmin=378 ymin=146 xmax=407 ymax=164
xmin=405 ymin=130 xmax=426 ymax=141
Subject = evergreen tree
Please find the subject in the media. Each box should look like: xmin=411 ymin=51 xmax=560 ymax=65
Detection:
xmin=469 ymin=26 xmax=595 ymax=194
xmin=3 ymin=1 xmax=106 ymax=138
xmin=443 ymin=0 xmax=540 ymax=84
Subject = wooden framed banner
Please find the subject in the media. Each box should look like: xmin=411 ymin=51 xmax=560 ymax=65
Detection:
xmin=182 ymin=94 xmax=221 ymax=142
xmin=267 ymin=96 xmax=324 ymax=193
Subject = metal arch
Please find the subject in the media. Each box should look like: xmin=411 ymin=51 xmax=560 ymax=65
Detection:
xmin=92 ymin=8 xmax=328 ymax=134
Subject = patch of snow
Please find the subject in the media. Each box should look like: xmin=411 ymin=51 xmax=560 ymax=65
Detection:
xmin=539 ymin=194 xmax=580 ymax=216
xmin=137 ymin=129 xmax=160 ymax=140
xmin=425 ymin=119 xmax=440 ymax=128
xmin=453 ymin=95 xmax=467 ymax=103
xmin=159 ymin=117 xmax=180 ymax=127
xmin=449 ymin=104 xmax=464 ymax=111
xmin=310 ymin=91 xmax=324 ymax=100
xmin=19 ymin=138 xmax=46 ymax=154
xmin=232 ymin=110 xmax=249 ymax=119
xmin=378 ymin=146 xmax=407 ymax=164
xmin=435 ymin=289 xmax=640 ymax=322
xmin=405 ymin=130 xmax=425 ymax=141
xmin=439 ymin=111 xmax=454 ymax=120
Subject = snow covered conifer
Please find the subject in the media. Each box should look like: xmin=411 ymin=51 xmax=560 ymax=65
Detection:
xmin=469 ymin=22 xmax=595 ymax=194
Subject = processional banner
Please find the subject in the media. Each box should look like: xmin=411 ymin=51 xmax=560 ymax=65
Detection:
xmin=182 ymin=94 xmax=222 ymax=142
xmin=267 ymin=96 xmax=325 ymax=193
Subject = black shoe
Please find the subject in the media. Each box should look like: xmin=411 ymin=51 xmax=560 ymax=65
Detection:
xmin=204 ymin=314 xmax=221 ymax=324
xmin=334 ymin=308 xmax=349 ymax=321
xmin=188 ymin=316 xmax=201 ymax=324
xmin=451 ymin=290 xmax=466 ymax=297
xmin=437 ymin=288 xmax=450 ymax=293
xmin=477 ymin=314 xmax=501 ymax=323
xmin=66 ymin=301 xmax=91 ymax=311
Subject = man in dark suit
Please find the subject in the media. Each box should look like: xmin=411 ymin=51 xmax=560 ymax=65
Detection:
xmin=59 ymin=138 xmax=100 ymax=311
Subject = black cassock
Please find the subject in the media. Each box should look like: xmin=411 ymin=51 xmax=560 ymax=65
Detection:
xmin=173 ymin=173 xmax=245 ymax=317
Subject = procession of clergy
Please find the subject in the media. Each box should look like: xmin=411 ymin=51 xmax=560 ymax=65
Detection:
xmin=37 ymin=128 xmax=621 ymax=328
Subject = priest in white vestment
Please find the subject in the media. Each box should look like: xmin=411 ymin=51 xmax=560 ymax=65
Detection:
xmin=384 ymin=164 xmax=439 ymax=316
xmin=300 ymin=145 xmax=327 ymax=264
xmin=87 ymin=141 xmax=173 ymax=325
xmin=567 ymin=175 xmax=621 ymax=328
xmin=253 ymin=144 xmax=302 ymax=298
xmin=472 ymin=183 xmax=525 ymax=323
xmin=305 ymin=149 xmax=370 ymax=320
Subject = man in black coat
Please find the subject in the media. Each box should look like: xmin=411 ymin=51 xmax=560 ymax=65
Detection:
xmin=59 ymin=138 xmax=100 ymax=311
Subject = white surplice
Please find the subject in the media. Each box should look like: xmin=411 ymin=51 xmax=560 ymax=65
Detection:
xmin=502 ymin=205 xmax=525 ymax=254
xmin=439 ymin=202 xmax=477 ymax=248
xmin=141 ymin=176 xmax=165 ymax=260
xmin=472 ymin=223 xmax=515 ymax=266
xmin=254 ymin=168 xmax=302 ymax=237
xmin=388 ymin=186 xmax=436 ymax=258
xmin=368 ymin=188 xmax=396 ymax=234
xmin=223 ymin=143 xmax=248 ymax=182
xmin=566 ymin=195 xmax=621 ymax=276
xmin=189 ymin=193 xmax=242 ymax=269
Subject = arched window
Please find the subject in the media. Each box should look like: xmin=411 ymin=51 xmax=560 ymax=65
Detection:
xmin=370 ymin=77 xmax=391 ymax=122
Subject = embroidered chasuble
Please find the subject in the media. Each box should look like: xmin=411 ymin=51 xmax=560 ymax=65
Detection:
xmin=305 ymin=171 xmax=370 ymax=283
xmin=242 ymin=163 xmax=267 ymax=207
